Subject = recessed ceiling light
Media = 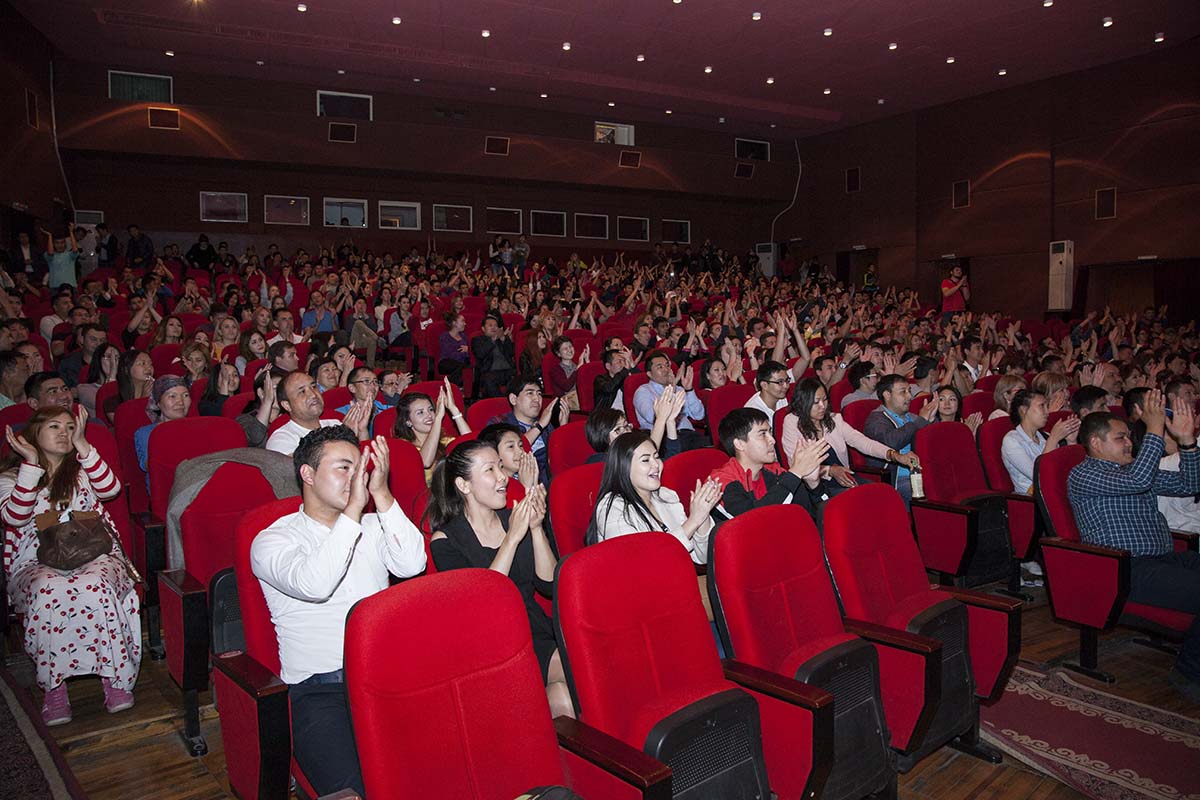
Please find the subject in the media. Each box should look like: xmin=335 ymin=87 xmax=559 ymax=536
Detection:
xmin=296 ymin=2 xmax=306 ymax=11
xmin=608 ymin=101 xmax=615 ymax=107
xmin=823 ymin=88 xmax=832 ymax=95
xmin=1043 ymin=0 xmax=1053 ymax=6
xmin=718 ymin=116 xmax=726 ymax=123
xmin=164 ymin=50 xmax=175 ymax=57
xmin=337 ymin=69 xmax=345 ymax=74
xmin=562 ymin=42 xmax=571 ymax=50
xmin=823 ymin=27 xmax=833 ymax=36
xmin=665 ymin=109 xmax=672 ymax=114
xmin=946 ymin=56 xmax=956 ymax=64
xmin=704 ymin=65 xmax=713 ymax=73
xmin=489 ymin=86 xmax=496 ymax=91
xmin=770 ymin=124 xmax=777 ymax=129
xmin=997 ymin=68 xmax=1007 ymax=76
xmin=766 ymin=76 xmax=775 ymax=84
xmin=888 ymin=42 xmax=898 ymax=50
xmin=392 ymin=16 xmax=401 ymax=24
xmin=877 ymin=98 xmax=885 ymax=105
xmin=636 ymin=54 xmax=645 ymax=62
xmin=673 ymin=0 xmax=682 ymax=4
xmin=540 ymin=93 xmax=548 ymax=98
xmin=1102 ymin=16 xmax=1113 ymax=27
xmin=256 ymin=59 xmax=265 ymax=66
xmin=751 ymin=11 xmax=762 ymax=21
xmin=1154 ymin=32 xmax=1165 ymax=42
xmin=413 ymin=77 xmax=421 ymax=82
xmin=481 ymin=29 xmax=490 ymax=37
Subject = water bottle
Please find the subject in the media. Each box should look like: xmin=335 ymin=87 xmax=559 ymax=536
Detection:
xmin=910 ymin=463 xmax=925 ymax=500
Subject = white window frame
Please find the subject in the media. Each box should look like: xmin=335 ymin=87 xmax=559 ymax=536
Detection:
xmin=594 ymin=121 xmax=635 ymax=146
xmin=316 ymin=90 xmax=374 ymax=121
xmin=530 ymin=210 xmax=567 ymax=238
xmin=617 ymin=216 xmax=650 ymax=243
xmin=735 ymin=137 xmax=771 ymax=162
xmin=323 ymin=197 xmax=369 ymax=228
xmin=199 ymin=192 xmax=249 ymax=224
xmin=661 ymin=219 xmax=691 ymax=245
xmin=378 ymin=200 xmax=421 ymax=231
xmin=574 ymin=213 xmax=609 ymax=240
xmin=108 ymin=69 xmax=174 ymax=103
xmin=263 ymin=195 xmax=311 ymax=226
xmin=74 ymin=210 xmax=105 ymax=225
xmin=486 ymin=207 xmax=523 ymax=235
xmin=432 ymin=204 xmax=474 ymax=233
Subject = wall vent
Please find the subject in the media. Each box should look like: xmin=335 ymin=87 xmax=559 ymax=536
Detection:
xmin=147 ymin=107 xmax=180 ymax=130
xmin=484 ymin=136 xmax=510 ymax=156
xmin=619 ymin=150 xmax=642 ymax=169
xmin=734 ymin=162 xmax=755 ymax=180
xmin=1095 ymin=187 xmax=1116 ymax=220
xmin=328 ymin=122 xmax=357 ymax=143
xmin=952 ymin=179 xmax=970 ymax=209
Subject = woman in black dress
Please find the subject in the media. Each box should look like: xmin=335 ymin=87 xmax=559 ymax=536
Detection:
xmin=428 ymin=440 xmax=573 ymax=718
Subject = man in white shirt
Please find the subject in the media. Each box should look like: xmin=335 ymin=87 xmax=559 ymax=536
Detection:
xmin=39 ymin=293 xmax=73 ymax=342
xmin=266 ymin=308 xmax=305 ymax=346
xmin=962 ymin=335 xmax=989 ymax=383
xmin=744 ymin=360 xmax=791 ymax=424
xmin=251 ymin=428 xmax=425 ymax=797
xmin=265 ymin=371 xmax=368 ymax=455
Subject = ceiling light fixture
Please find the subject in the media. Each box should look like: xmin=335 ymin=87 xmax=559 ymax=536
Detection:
xmin=823 ymin=27 xmax=833 ymax=36
xmin=751 ymin=11 xmax=762 ymax=21
xmin=823 ymin=88 xmax=831 ymax=95
xmin=392 ymin=16 xmax=401 ymax=24
xmin=766 ymin=76 xmax=775 ymax=84
xmin=1043 ymin=0 xmax=1053 ymax=6
xmin=413 ymin=77 xmax=421 ymax=82
xmin=704 ymin=65 xmax=713 ymax=73
xmin=718 ymin=116 xmax=726 ymax=123
xmin=946 ymin=56 xmax=956 ymax=64
xmin=296 ymin=2 xmax=306 ymax=11
xmin=877 ymin=98 xmax=885 ymax=105
xmin=481 ymin=29 xmax=491 ymax=37
xmin=888 ymin=42 xmax=898 ymax=50
xmin=665 ymin=109 xmax=672 ymax=114
xmin=256 ymin=59 xmax=265 ymax=66
xmin=562 ymin=42 xmax=571 ymax=50
xmin=673 ymin=0 xmax=682 ymax=4
xmin=337 ymin=69 xmax=345 ymax=74
xmin=489 ymin=86 xmax=496 ymax=91
xmin=636 ymin=54 xmax=645 ymax=62
xmin=770 ymin=124 xmax=777 ymax=128
xmin=1102 ymin=16 xmax=1113 ymax=27
xmin=997 ymin=68 xmax=1007 ymax=76
xmin=540 ymin=93 xmax=548 ymax=98
xmin=1154 ymin=32 xmax=1165 ymax=42
xmin=165 ymin=50 xmax=175 ymax=57
xmin=608 ymin=101 xmax=615 ymax=107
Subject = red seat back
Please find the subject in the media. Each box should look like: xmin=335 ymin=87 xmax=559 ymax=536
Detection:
xmin=661 ymin=447 xmax=728 ymax=514
xmin=974 ymin=374 xmax=1001 ymax=394
xmin=914 ymin=422 xmax=989 ymax=501
xmin=181 ymin=463 xmax=280 ymax=586
xmin=841 ymin=399 xmax=879 ymax=433
xmin=555 ymin=532 xmax=729 ymax=745
xmin=574 ymin=360 xmax=606 ymax=412
xmin=345 ymin=570 xmax=564 ymax=799
xmin=466 ymin=396 xmax=512 ymax=432
xmin=221 ymin=391 xmax=255 ymax=419
xmin=547 ymin=420 xmax=590 ymax=476
xmin=151 ymin=343 xmax=185 ymax=377
xmin=88 ymin=425 xmax=134 ymax=555
xmin=114 ymin=397 xmax=153 ymax=513
xmin=709 ymin=506 xmax=846 ymax=674
xmin=978 ymin=417 xmax=1016 ymax=492
xmin=548 ymin=462 xmax=603 ymax=558
xmin=823 ymin=484 xmax=933 ymax=625
xmin=147 ymin=417 xmax=247 ymax=518
xmin=387 ymin=438 xmax=427 ymax=510
xmin=704 ymin=383 xmax=757 ymax=446
xmin=235 ymin=498 xmax=303 ymax=676
xmin=95 ymin=382 xmax=120 ymax=423
xmin=0 ymin=403 xmax=34 ymax=430
xmin=828 ymin=380 xmax=854 ymax=411
xmin=774 ymin=410 xmax=791 ymax=467
xmin=1033 ymin=445 xmax=1086 ymax=542
xmin=320 ymin=386 xmax=353 ymax=418
xmin=621 ymin=372 xmax=651 ymax=427
xmin=961 ymin=391 xmax=995 ymax=420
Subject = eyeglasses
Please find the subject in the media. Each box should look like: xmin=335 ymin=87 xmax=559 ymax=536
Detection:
xmin=761 ymin=378 xmax=789 ymax=386
xmin=351 ymin=379 xmax=379 ymax=387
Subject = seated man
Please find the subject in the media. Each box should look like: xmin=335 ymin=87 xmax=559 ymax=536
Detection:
xmin=1166 ymin=377 xmax=1197 ymax=416
xmin=863 ymin=373 xmax=937 ymax=505
xmin=0 ymin=351 xmax=30 ymax=409
xmin=266 ymin=371 xmax=367 ymax=456
xmin=470 ymin=315 xmax=516 ymax=399
xmin=840 ymin=360 xmax=879 ymax=410
xmin=268 ymin=340 xmax=301 ymax=373
xmin=266 ymin=308 xmax=305 ymax=346
xmin=632 ymin=350 xmax=707 ymax=451
xmin=251 ymin=429 xmax=426 ymax=797
xmin=25 ymin=371 xmax=73 ymax=412
xmin=1071 ymin=385 xmax=1109 ymax=418
xmin=57 ymin=323 xmax=107 ymax=388
xmin=744 ymin=360 xmax=790 ymax=423
xmin=709 ymin=407 xmax=829 ymax=522
xmin=337 ymin=366 xmax=389 ymax=436
xmin=593 ymin=345 xmax=633 ymax=412
xmin=1068 ymin=393 xmax=1200 ymax=700
xmin=501 ymin=378 xmax=569 ymax=486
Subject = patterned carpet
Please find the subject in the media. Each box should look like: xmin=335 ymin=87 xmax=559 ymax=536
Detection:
xmin=981 ymin=665 xmax=1200 ymax=800
xmin=0 ymin=668 xmax=87 ymax=799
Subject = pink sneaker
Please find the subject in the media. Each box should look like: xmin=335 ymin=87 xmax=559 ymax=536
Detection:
xmin=42 ymin=684 xmax=72 ymax=726
xmin=102 ymin=678 xmax=135 ymax=714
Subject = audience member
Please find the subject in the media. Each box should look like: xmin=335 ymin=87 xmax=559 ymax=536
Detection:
xmin=1002 ymin=390 xmax=1080 ymax=495
xmin=841 ymin=361 xmax=879 ymax=409
xmin=544 ymin=335 xmax=589 ymax=410
xmin=502 ymin=378 xmax=568 ymax=485
xmin=470 ymin=315 xmax=516 ymax=398
xmin=56 ymin=323 xmax=107 ymax=388
xmin=392 ymin=379 xmax=471 ymax=475
xmin=198 ymin=361 xmax=241 ymax=416
xmin=1071 ymin=385 xmax=1109 ymax=418
xmin=0 ymin=350 xmax=30 ymax=408
xmin=267 ymin=372 xmax=366 ymax=456
xmin=593 ymin=345 xmax=634 ymax=412
xmin=744 ymin=360 xmax=790 ymax=423
xmin=632 ymin=350 xmax=706 ymax=450
xmin=864 ymin=374 xmax=936 ymax=505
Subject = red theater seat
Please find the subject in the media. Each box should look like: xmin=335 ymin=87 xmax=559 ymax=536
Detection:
xmin=1034 ymin=445 xmax=1196 ymax=682
xmin=622 ymin=372 xmax=651 ymax=428
xmin=660 ymin=447 xmax=728 ymax=515
xmin=574 ymin=360 xmax=606 ymax=412
xmin=555 ymin=532 xmax=834 ymax=800
xmin=840 ymin=399 xmax=887 ymax=483
xmin=703 ymin=382 xmax=757 ymax=446
xmin=548 ymin=462 xmax=604 ymax=558
xmin=344 ymin=569 xmax=671 ymax=799
xmin=467 ymin=396 xmax=512 ymax=432
xmin=548 ymin=420 xmax=591 ymax=476
xmin=960 ymin=391 xmax=995 ymax=421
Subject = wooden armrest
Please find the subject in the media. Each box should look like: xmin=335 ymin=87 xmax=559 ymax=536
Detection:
xmin=134 ymin=511 xmax=165 ymax=530
xmin=213 ymin=652 xmax=288 ymax=699
xmin=937 ymin=587 xmax=1023 ymax=613
xmin=1171 ymin=530 xmax=1199 ymax=551
xmin=910 ymin=498 xmax=977 ymax=517
xmin=843 ymin=618 xmax=942 ymax=655
xmin=554 ymin=716 xmax=672 ymax=789
xmin=1000 ymin=492 xmax=1035 ymax=505
xmin=158 ymin=568 xmax=205 ymax=596
xmin=723 ymin=659 xmax=834 ymax=711
xmin=1040 ymin=536 xmax=1129 ymax=559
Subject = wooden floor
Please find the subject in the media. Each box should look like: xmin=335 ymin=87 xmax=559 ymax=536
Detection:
xmin=15 ymin=587 xmax=1200 ymax=800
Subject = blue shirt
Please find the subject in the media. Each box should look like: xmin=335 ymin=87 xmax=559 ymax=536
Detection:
xmin=880 ymin=408 xmax=915 ymax=480
xmin=302 ymin=308 xmax=338 ymax=333
xmin=502 ymin=411 xmax=552 ymax=486
xmin=47 ymin=250 xmax=79 ymax=288
xmin=336 ymin=400 xmax=389 ymax=437
xmin=633 ymin=381 xmax=705 ymax=431
xmin=1068 ymin=434 xmax=1200 ymax=556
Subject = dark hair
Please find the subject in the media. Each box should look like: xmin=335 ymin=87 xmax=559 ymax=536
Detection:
xmin=428 ymin=440 xmax=497 ymax=531
xmin=200 ymin=360 xmax=238 ymax=405
xmin=697 ymin=357 xmax=727 ymax=390
xmin=718 ymin=407 xmax=769 ymax=456
xmin=754 ymin=360 xmax=787 ymax=390
xmin=293 ymin=424 xmax=358 ymax=490
xmin=238 ymin=329 xmax=266 ymax=362
xmin=875 ymin=373 xmax=907 ymax=402
xmin=0 ymin=407 xmax=82 ymax=507
xmin=644 ymin=349 xmax=670 ymax=371
xmin=913 ymin=355 xmax=939 ymax=381
xmin=1008 ymin=389 xmax=1044 ymax=427
xmin=962 ymin=335 xmax=982 ymax=351
xmin=1071 ymin=385 xmax=1108 ymax=416
xmin=1123 ymin=387 xmax=1151 ymax=419
xmin=1165 ymin=378 xmax=1192 ymax=400
xmin=507 ymin=377 xmax=542 ymax=401
xmin=243 ymin=368 xmax=276 ymax=417
xmin=1079 ymin=411 xmax=1121 ymax=454
xmin=117 ymin=349 xmax=150 ymax=402
xmin=551 ymin=335 xmax=573 ymax=358
xmin=308 ymin=357 xmax=336 ymax=380
xmin=848 ymin=361 xmax=874 ymax=390
xmin=25 ymin=370 xmax=64 ymax=401
xmin=585 ymin=408 xmax=625 ymax=453
xmin=586 ymin=431 xmax=661 ymax=547
xmin=393 ymin=392 xmax=433 ymax=441
xmin=477 ymin=422 xmax=522 ymax=450
xmin=0 ymin=350 xmax=23 ymax=378
xmin=788 ymin=377 xmax=837 ymax=439
xmin=268 ymin=340 xmax=296 ymax=365
xmin=812 ymin=354 xmax=837 ymax=372
xmin=934 ymin=385 xmax=964 ymax=421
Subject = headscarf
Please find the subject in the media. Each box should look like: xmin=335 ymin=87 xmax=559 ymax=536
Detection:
xmin=146 ymin=375 xmax=188 ymax=421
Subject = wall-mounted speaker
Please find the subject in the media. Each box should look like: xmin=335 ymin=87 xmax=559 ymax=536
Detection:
xmin=484 ymin=136 xmax=510 ymax=156
xmin=734 ymin=162 xmax=755 ymax=179
xmin=328 ymin=122 xmax=357 ymax=143
xmin=619 ymin=150 xmax=642 ymax=168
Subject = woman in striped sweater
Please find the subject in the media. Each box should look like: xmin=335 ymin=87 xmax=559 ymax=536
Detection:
xmin=1 ymin=407 xmax=140 ymax=726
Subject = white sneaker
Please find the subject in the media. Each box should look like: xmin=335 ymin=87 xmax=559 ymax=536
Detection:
xmin=1023 ymin=561 xmax=1043 ymax=577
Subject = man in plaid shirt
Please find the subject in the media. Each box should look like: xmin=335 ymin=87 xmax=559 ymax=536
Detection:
xmin=1068 ymin=389 xmax=1200 ymax=700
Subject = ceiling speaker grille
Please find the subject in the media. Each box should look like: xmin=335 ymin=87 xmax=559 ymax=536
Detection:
xmin=328 ymin=122 xmax=357 ymax=143
xmin=619 ymin=150 xmax=642 ymax=169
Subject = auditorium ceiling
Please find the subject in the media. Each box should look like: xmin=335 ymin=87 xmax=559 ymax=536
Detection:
xmin=14 ymin=0 xmax=1200 ymax=136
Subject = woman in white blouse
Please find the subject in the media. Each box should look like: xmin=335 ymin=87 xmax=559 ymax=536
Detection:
xmin=780 ymin=378 xmax=918 ymax=490
xmin=587 ymin=431 xmax=720 ymax=565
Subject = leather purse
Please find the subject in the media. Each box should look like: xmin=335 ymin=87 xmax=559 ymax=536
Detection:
xmin=35 ymin=509 xmax=113 ymax=572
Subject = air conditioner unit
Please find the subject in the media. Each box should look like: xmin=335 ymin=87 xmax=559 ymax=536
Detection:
xmin=1048 ymin=240 xmax=1074 ymax=311
xmin=755 ymin=242 xmax=778 ymax=276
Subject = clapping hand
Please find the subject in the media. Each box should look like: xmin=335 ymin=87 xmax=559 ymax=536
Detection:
xmin=5 ymin=425 xmax=37 ymax=464
xmin=365 ymin=436 xmax=393 ymax=506
xmin=344 ymin=445 xmax=371 ymax=521
xmin=1165 ymin=400 xmax=1196 ymax=447
xmin=517 ymin=449 xmax=540 ymax=490
xmin=71 ymin=406 xmax=92 ymax=458
xmin=789 ymin=438 xmax=831 ymax=479
xmin=1048 ymin=415 xmax=1081 ymax=445
xmin=687 ymin=477 xmax=723 ymax=524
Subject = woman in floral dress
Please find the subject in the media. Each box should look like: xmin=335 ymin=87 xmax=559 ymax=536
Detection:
xmin=1 ymin=406 xmax=140 ymax=725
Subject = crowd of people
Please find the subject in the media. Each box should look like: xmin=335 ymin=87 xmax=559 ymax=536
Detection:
xmin=2 ymin=223 xmax=1199 ymax=796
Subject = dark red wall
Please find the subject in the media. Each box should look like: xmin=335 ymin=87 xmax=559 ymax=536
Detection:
xmin=779 ymin=40 xmax=1200 ymax=317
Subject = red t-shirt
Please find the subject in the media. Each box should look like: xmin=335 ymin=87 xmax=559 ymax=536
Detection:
xmin=941 ymin=278 xmax=966 ymax=312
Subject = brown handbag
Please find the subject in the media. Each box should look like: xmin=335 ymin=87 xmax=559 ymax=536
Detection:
xmin=35 ymin=509 xmax=113 ymax=572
